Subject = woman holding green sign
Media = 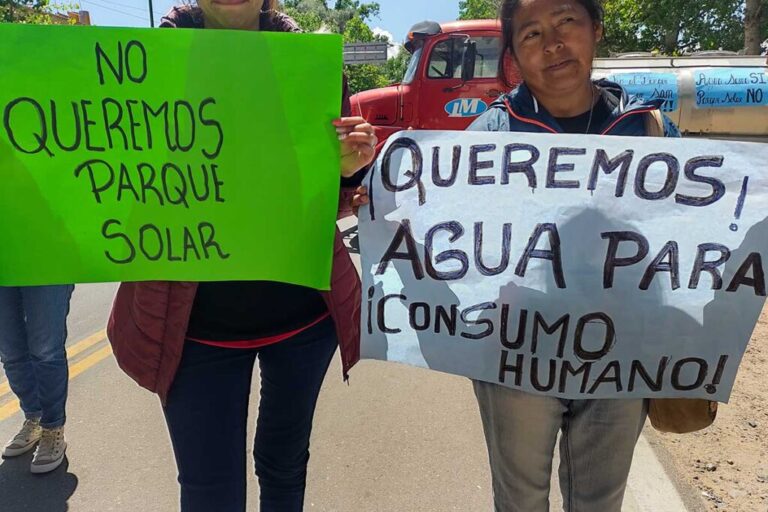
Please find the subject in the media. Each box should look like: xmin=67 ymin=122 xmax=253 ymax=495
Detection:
xmin=107 ymin=1 xmax=376 ymax=511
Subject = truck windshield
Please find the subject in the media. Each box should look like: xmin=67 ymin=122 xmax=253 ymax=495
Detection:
xmin=402 ymin=46 xmax=423 ymax=85
xmin=427 ymin=37 xmax=501 ymax=79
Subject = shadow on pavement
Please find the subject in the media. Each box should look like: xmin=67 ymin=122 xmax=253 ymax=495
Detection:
xmin=0 ymin=454 xmax=78 ymax=512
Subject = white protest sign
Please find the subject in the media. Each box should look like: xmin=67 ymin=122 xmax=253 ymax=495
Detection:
xmin=359 ymin=130 xmax=768 ymax=401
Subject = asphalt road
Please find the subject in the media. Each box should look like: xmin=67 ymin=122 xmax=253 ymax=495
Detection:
xmin=0 ymin=282 xmax=495 ymax=512
xmin=0 ymin=221 xmax=692 ymax=511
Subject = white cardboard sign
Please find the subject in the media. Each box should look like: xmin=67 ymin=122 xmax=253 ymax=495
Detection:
xmin=360 ymin=130 xmax=768 ymax=401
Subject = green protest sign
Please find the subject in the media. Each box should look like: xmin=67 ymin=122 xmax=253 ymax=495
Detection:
xmin=0 ymin=24 xmax=342 ymax=289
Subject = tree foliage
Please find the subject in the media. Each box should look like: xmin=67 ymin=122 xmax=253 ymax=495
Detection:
xmin=342 ymin=14 xmax=389 ymax=91
xmin=603 ymin=0 xmax=748 ymax=55
xmin=743 ymin=0 xmax=767 ymax=54
xmin=382 ymin=50 xmax=410 ymax=84
xmin=281 ymin=0 xmax=407 ymax=93
xmin=456 ymin=0 xmax=764 ymax=55
xmin=282 ymin=0 xmax=380 ymax=33
xmin=458 ymin=0 xmax=501 ymax=20
xmin=0 ymin=0 xmax=57 ymax=23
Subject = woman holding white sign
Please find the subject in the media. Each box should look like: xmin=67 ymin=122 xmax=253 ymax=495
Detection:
xmin=470 ymin=1 xmax=680 ymax=511
xmin=107 ymin=1 xmax=376 ymax=512
xmin=353 ymin=0 xmax=680 ymax=510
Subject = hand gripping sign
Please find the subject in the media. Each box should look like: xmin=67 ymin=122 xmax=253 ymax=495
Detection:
xmin=0 ymin=24 xmax=342 ymax=289
xmin=359 ymin=130 xmax=768 ymax=401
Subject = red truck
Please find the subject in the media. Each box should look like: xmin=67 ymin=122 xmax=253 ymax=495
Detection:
xmin=350 ymin=19 xmax=768 ymax=143
xmin=350 ymin=19 xmax=516 ymax=145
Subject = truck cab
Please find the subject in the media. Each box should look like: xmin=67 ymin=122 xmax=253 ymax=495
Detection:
xmin=350 ymin=20 xmax=519 ymax=144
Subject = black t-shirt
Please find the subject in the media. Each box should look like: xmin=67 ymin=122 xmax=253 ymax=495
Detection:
xmin=554 ymin=95 xmax=612 ymax=134
xmin=186 ymin=172 xmax=366 ymax=341
xmin=186 ymin=281 xmax=328 ymax=341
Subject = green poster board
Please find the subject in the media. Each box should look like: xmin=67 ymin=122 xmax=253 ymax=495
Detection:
xmin=0 ymin=24 xmax=343 ymax=289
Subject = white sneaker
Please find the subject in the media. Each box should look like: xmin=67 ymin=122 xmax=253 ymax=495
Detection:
xmin=30 ymin=426 xmax=67 ymax=474
xmin=3 ymin=418 xmax=42 ymax=457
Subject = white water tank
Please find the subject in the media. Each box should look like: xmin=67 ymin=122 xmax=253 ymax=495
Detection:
xmin=593 ymin=56 xmax=768 ymax=142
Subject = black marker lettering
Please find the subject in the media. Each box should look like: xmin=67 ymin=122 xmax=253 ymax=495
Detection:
xmin=502 ymin=143 xmax=539 ymax=188
xmin=546 ymin=147 xmax=585 ymax=189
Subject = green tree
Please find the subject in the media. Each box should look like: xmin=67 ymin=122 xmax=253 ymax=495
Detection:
xmin=457 ymin=0 xmax=759 ymax=56
xmin=382 ymin=49 xmax=410 ymax=84
xmin=602 ymin=0 xmax=750 ymax=55
xmin=458 ymin=0 xmax=501 ymax=20
xmin=332 ymin=0 xmax=380 ymax=32
xmin=342 ymin=15 xmax=390 ymax=92
xmin=282 ymin=0 xmax=328 ymax=31
xmin=282 ymin=0 xmax=380 ymax=33
xmin=343 ymin=13 xmax=376 ymax=41
xmin=744 ymin=0 xmax=767 ymax=54
xmin=282 ymin=0 xmax=399 ymax=93
xmin=1 ymin=0 xmax=55 ymax=23
xmin=345 ymin=61 xmax=390 ymax=92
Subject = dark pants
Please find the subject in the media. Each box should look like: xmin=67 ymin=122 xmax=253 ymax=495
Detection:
xmin=163 ymin=317 xmax=338 ymax=512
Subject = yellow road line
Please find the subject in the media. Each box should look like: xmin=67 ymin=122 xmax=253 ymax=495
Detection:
xmin=0 ymin=383 xmax=12 ymax=401
xmin=68 ymin=345 xmax=113 ymax=380
xmin=0 ymin=400 xmax=20 ymax=423
xmin=0 ymin=340 xmax=113 ymax=422
xmin=0 ymin=329 xmax=107 ymax=399
xmin=67 ymin=329 xmax=108 ymax=360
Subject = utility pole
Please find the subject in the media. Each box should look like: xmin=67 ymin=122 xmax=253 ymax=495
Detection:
xmin=148 ymin=0 xmax=155 ymax=28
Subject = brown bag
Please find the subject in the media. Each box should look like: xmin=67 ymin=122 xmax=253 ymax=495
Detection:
xmin=643 ymin=110 xmax=719 ymax=434
xmin=648 ymin=399 xmax=718 ymax=434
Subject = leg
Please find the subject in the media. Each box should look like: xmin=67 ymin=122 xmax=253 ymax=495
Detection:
xmin=473 ymin=381 xmax=566 ymax=512
xmin=163 ymin=341 xmax=257 ymax=512
xmin=254 ymin=317 xmax=338 ymax=512
xmin=0 ymin=286 xmax=42 ymax=420
xmin=558 ymin=399 xmax=648 ymax=512
xmin=20 ymin=285 xmax=73 ymax=428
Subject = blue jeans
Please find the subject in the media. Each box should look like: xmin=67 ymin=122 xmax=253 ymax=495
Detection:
xmin=473 ymin=381 xmax=648 ymax=512
xmin=0 ymin=285 xmax=74 ymax=429
xmin=163 ymin=317 xmax=338 ymax=512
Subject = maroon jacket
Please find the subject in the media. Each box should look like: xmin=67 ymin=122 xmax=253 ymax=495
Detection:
xmin=107 ymin=8 xmax=361 ymax=404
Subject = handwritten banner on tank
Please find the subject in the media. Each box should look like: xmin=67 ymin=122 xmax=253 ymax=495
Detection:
xmin=605 ymin=72 xmax=679 ymax=112
xmin=0 ymin=24 xmax=343 ymax=288
xmin=695 ymin=68 xmax=768 ymax=108
xmin=359 ymin=130 xmax=768 ymax=401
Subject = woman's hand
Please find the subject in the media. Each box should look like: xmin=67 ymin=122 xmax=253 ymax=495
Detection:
xmin=334 ymin=117 xmax=377 ymax=178
xmin=351 ymin=186 xmax=369 ymax=217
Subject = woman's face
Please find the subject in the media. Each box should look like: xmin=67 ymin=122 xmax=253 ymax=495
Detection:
xmin=510 ymin=0 xmax=602 ymax=98
xmin=197 ymin=0 xmax=264 ymax=30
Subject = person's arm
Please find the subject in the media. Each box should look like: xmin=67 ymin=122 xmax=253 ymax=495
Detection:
xmin=335 ymin=78 xmax=375 ymax=216
xmin=338 ymin=79 xmax=369 ymax=187
xmin=333 ymin=77 xmax=377 ymax=179
xmin=334 ymin=116 xmax=376 ymax=178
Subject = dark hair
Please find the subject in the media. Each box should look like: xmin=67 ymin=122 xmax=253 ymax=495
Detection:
xmin=185 ymin=0 xmax=280 ymax=23
xmin=497 ymin=0 xmax=604 ymax=87
xmin=191 ymin=0 xmax=279 ymax=9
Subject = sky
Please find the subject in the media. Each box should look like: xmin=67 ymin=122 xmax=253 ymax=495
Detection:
xmin=76 ymin=0 xmax=460 ymax=43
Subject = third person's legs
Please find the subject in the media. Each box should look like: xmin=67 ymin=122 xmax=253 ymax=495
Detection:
xmin=558 ymin=399 xmax=648 ymax=512
xmin=20 ymin=285 xmax=73 ymax=429
xmin=473 ymin=381 xmax=566 ymax=512
xmin=0 ymin=287 xmax=42 ymax=422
